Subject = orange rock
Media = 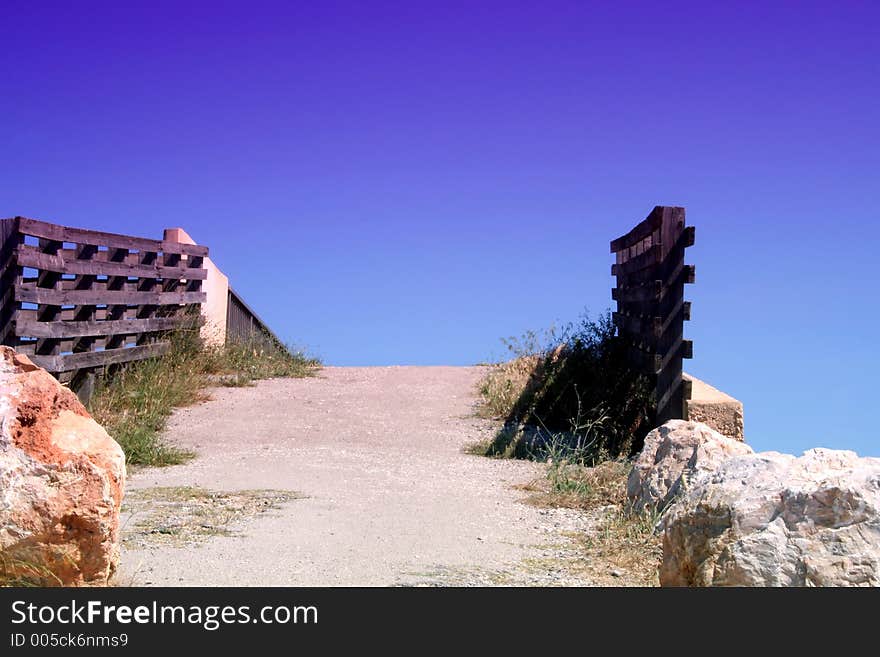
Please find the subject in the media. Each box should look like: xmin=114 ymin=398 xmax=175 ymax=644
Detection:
xmin=0 ymin=347 xmax=125 ymax=586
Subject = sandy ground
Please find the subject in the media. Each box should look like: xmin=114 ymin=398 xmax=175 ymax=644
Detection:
xmin=119 ymin=366 xmax=598 ymax=586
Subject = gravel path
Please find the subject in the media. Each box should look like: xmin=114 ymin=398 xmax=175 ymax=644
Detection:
xmin=119 ymin=366 xmax=598 ymax=586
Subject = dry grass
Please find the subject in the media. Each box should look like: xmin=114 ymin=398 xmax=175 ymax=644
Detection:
xmin=0 ymin=550 xmax=63 ymax=587
xmin=521 ymin=459 xmax=629 ymax=509
xmin=580 ymin=506 xmax=663 ymax=586
xmin=519 ymin=460 xmax=663 ymax=586
xmin=121 ymin=486 xmax=305 ymax=549
xmin=477 ymin=354 xmax=542 ymax=419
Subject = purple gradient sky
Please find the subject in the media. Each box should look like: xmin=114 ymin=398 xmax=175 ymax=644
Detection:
xmin=2 ymin=2 xmax=878 ymax=455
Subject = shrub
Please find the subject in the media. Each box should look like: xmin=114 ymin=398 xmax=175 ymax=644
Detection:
xmin=477 ymin=311 xmax=654 ymax=463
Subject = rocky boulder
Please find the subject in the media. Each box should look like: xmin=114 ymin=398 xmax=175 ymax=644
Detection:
xmin=659 ymin=448 xmax=880 ymax=586
xmin=0 ymin=347 xmax=125 ymax=586
xmin=627 ymin=420 xmax=754 ymax=512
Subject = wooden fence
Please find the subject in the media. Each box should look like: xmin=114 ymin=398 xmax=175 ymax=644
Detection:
xmin=610 ymin=206 xmax=695 ymax=423
xmin=0 ymin=216 xmax=207 ymax=389
xmin=226 ymin=286 xmax=288 ymax=352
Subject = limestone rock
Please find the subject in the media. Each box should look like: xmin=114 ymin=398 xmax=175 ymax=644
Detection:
xmin=627 ymin=420 xmax=753 ymax=512
xmin=659 ymin=448 xmax=880 ymax=586
xmin=0 ymin=347 xmax=125 ymax=586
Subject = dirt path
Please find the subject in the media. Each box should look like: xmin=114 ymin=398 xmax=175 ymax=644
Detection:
xmin=119 ymin=366 xmax=599 ymax=586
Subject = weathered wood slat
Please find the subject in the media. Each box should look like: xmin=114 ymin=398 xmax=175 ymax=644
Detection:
xmin=664 ymin=263 xmax=695 ymax=287
xmin=657 ymin=337 xmax=693 ymax=374
xmin=614 ymin=267 xmax=693 ymax=319
xmin=0 ymin=220 xmax=19 ymax=346
xmin=47 ymin=248 xmax=160 ymax=266
xmin=0 ymin=217 xmax=20 ymax=241
xmin=16 ymin=246 xmax=208 ymax=280
xmin=677 ymin=224 xmax=695 ymax=251
xmin=17 ymin=285 xmax=206 ymax=306
xmin=610 ymin=244 xmax=661 ymax=276
xmin=657 ymin=206 xmax=682 ymax=256
xmin=15 ymin=316 xmax=184 ymax=338
xmin=656 ymin=377 xmax=685 ymax=418
xmin=625 ymin=345 xmax=661 ymax=373
xmin=16 ymin=217 xmax=208 ymax=257
xmin=612 ymin=312 xmax=661 ymax=339
xmin=613 ymin=263 xmax=664 ymax=288
xmin=613 ymin=225 xmax=695 ymax=284
xmin=616 ymin=293 xmax=676 ymax=321
xmin=0 ymin=220 xmax=18 ymax=276
xmin=655 ymin=347 xmax=693 ymax=420
xmin=22 ymin=278 xmax=205 ymax=294
xmin=682 ymin=377 xmax=693 ymax=405
xmin=29 ymin=342 xmax=171 ymax=372
xmin=25 ymin=307 xmax=130 ymax=322
xmin=614 ymin=311 xmax=690 ymax=352
xmin=612 ymin=280 xmax=661 ymax=304
xmin=610 ymin=206 xmax=664 ymax=253
xmin=658 ymin=298 xmax=688 ymax=337
xmin=0 ymin=218 xmax=19 ymax=272
xmin=624 ymin=334 xmax=660 ymax=354
xmin=657 ymin=225 xmax=695 ymax=278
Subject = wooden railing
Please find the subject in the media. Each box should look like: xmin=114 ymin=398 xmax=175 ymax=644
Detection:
xmin=0 ymin=216 xmax=207 ymax=387
xmin=226 ymin=286 xmax=288 ymax=352
xmin=610 ymin=206 xmax=695 ymax=423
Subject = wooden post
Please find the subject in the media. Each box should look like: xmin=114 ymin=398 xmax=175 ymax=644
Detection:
xmin=610 ymin=206 xmax=695 ymax=424
xmin=0 ymin=218 xmax=21 ymax=347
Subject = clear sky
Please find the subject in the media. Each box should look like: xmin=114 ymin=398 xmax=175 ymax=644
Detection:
xmin=2 ymin=2 xmax=878 ymax=456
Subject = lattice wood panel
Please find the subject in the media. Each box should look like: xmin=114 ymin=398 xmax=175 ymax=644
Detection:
xmin=0 ymin=216 xmax=207 ymax=383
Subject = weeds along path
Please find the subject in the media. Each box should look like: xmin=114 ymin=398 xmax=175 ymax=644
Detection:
xmin=119 ymin=367 xmax=604 ymax=586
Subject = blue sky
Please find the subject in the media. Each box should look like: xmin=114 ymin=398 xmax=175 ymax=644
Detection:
xmin=2 ymin=1 xmax=878 ymax=455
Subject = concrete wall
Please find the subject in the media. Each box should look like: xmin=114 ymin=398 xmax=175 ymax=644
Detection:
xmin=683 ymin=373 xmax=745 ymax=442
xmin=163 ymin=227 xmax=228 ymax=347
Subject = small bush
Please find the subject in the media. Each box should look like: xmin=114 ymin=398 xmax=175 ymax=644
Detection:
xmin=89 ymin=325 xmax=320 ymax=467
xmin=477 ymin=311 xmax=654 ymax=463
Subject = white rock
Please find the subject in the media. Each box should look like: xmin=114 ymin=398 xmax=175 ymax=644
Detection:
xmin=627 ymin=420 xmax=753 ymax=512
xmin=659 ymin=448 xmax=880 ymax=586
